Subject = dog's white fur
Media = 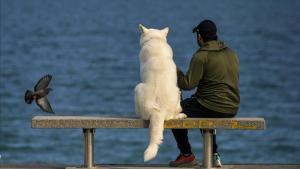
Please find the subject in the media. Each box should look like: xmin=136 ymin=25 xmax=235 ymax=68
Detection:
xmin=135 ymin=24 xmax=187 ymax=162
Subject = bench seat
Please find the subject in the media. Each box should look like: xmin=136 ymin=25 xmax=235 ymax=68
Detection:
xmin=32 ymin=116 xmax=265 ymax=130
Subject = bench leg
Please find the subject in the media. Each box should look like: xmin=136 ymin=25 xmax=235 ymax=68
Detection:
xmin=83 ymin=128 xmax=95 ymax=168
xmin=202 ymin=129 xmax=213 ymax=169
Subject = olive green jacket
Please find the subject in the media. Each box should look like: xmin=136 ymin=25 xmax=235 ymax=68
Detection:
xmin=177 ymin=40 xmax=240 ymax=115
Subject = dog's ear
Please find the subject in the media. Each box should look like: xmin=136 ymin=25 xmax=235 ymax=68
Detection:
xmin=161 ymin=27 xmax=169 ymax=37
xmin=139 ymin=24 xmax=149 ymax=34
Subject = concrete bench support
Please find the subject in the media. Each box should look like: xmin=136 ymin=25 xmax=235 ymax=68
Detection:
xmin=32 ymin=116 xmax=265 ymax=169
xmin=203 ymin=129 xmax=213 ymax=168
xmin=82 ymin=128 xmax=214 ymax=169
xmin=83 ymin=128 xmax=95 ymax=168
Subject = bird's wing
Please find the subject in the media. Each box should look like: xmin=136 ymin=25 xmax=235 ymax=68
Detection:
xmin=36 ymin=97 xmax=54 ymax=114
xmin=24 ymin=90 xmax=33 ymax=104
xmin=34 ymin=74 xmax=52 ymax=91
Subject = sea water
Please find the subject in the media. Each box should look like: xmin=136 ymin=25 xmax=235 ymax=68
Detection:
xmin=1 ymin=0 xmax=300 ymax=165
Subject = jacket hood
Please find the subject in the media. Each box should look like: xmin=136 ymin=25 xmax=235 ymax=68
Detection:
xmin=199 ymin=40 xmax=227 ymax=51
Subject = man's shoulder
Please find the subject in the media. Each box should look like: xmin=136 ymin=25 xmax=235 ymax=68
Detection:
xmin=194 ymin=48 xmax=209 ymax=57
xmin=192 ymin=48 xmax=209 ymax=62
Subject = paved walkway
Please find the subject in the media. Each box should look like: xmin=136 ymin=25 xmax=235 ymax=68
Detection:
xmin=1 ymin=164 xmax=300 ymax=169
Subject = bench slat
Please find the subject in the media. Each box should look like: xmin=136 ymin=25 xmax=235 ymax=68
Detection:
xmin=32 ymin=116 xmax=265 ymax=130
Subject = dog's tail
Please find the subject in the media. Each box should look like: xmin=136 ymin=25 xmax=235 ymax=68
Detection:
xmin=144 ymin=112 xmax=164 ymax=162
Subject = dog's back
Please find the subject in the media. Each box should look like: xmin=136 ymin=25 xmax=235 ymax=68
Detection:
xmin=140 ymin=40 xmax=176 ymax=83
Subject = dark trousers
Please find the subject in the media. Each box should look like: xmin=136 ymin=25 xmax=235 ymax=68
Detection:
xmin=172 ymin=97 xmax=235 ymax=155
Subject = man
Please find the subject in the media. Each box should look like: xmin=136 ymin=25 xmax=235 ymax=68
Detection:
xmin=169 ymin=20 xmax=240 ymax=167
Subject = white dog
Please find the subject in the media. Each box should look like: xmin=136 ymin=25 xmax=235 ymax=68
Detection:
xmin=135 ymin=24 xmax=187 ymax=162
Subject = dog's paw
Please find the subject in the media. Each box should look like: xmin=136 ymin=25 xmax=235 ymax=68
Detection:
xmin=176 ymin=113 xmax=187 ymax=119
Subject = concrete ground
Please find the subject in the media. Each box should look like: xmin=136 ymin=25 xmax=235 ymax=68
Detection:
xmin=1 ymin=164 xmax=300 ymax=169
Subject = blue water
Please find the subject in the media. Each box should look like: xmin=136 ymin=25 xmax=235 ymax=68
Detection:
xmin=1 ymin=0 xmax=300 ymax=165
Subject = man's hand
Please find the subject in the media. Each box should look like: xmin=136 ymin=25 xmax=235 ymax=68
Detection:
xmin=176 ymin=67 xmax=181 ymax=74
xmin=177 ymin=67 xmax=183 ymax=76
xmin=176 ymin=67 xmax=184 ymax=90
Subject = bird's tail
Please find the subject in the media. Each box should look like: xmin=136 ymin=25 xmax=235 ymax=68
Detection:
xmin=24 ymin=90 xmax=33 ymax=104
xmin=144 ymin=112 xmax=165 ymax=162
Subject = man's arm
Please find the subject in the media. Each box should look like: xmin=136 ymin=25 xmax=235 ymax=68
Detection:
xmin=177 ymin=54 xmax=205 ymax=90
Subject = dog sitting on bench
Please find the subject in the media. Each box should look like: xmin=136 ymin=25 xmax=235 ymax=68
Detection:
xmin=135 ymin=24 xmax=187 ymax=162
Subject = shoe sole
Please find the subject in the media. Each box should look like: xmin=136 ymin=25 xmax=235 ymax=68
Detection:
xmin=169 ymin=159 xmax=198 ymax=167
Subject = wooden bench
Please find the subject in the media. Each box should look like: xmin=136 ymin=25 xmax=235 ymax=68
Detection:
xmin=32 ymin=116 xmax=266 ymax=169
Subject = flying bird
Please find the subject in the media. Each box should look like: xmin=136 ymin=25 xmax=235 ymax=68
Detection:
xmin=25 ymin=74 xmax=54 ymax=113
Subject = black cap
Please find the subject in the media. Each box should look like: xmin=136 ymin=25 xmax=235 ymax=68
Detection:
xmin=193 ymin=20 xmax=217 ymax=42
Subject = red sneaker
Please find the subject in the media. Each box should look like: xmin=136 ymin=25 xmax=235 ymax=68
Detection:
xmin=169 ymin=153 xmax=198 ymax=167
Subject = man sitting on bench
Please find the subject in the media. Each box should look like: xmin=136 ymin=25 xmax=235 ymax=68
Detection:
xmin=170 ymin=20 xmax=240 ymax=167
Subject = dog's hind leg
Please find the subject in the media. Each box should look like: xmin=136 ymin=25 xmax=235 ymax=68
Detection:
xmin=175 ymin=113 xmax=187 ymax=119
xmin=135 ymin=83 xmax=147 ymax=118
xmin=170 ymin=91 xmax=185 ymax=119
